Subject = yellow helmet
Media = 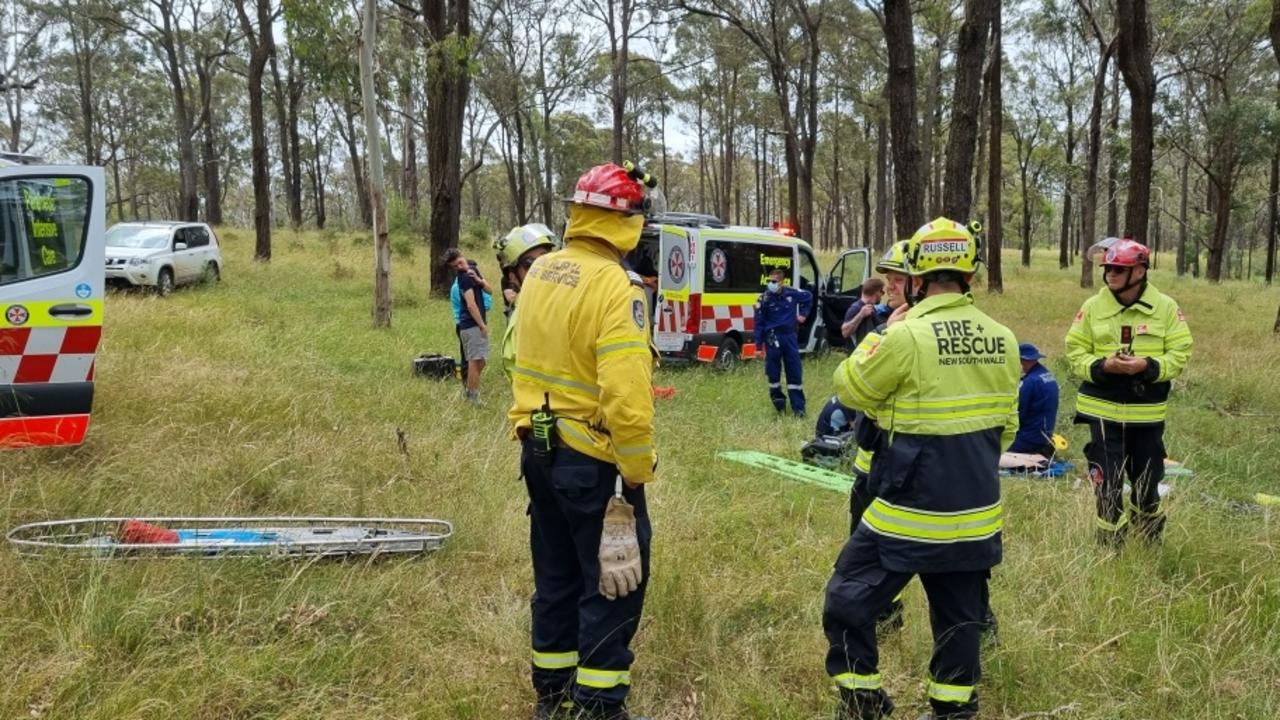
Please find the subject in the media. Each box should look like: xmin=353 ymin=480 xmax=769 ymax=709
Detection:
xmin=494 ymin=223 xmax=559 ymax=270
xmin=876 ymin=240 xmax=911 ymax=274
xmin=906 ymin=217 xmax=981 ymax=276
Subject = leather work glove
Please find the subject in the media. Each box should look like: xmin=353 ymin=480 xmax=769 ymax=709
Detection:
xmin=599 ymin=476 xmax=643 ymax=600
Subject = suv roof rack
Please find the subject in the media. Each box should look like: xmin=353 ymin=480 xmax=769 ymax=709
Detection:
xmin=649 ymin=211 xmax=726 ymax=229
xmin=0 ymin=151 xmax=45 ymax=166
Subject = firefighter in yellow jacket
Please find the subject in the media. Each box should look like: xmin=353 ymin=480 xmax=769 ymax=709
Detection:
xmin=1066 ymin=237 xmax=1192 ymax=545
xmin=508 ymin=163 xmax=657 ymax=720
xmin=823 ymin=218 xmax=1019 ymax=720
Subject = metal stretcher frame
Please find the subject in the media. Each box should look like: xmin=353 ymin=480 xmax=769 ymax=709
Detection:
xmin=7 ymin=516 xmax=453 ymax=558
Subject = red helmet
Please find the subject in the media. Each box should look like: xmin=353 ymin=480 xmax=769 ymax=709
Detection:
xmin=569 ymin=163 xmax=647 ymax=215
xmin=1087 ymin=236 xmax=1150 ymax=267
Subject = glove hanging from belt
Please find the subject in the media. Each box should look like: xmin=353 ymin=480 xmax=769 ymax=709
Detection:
xmin=598 ymin=475 xmax=643 ymax=600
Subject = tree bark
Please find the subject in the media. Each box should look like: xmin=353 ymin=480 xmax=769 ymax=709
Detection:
xmin=1116 ymin=0 xmax=1155 ymax=241
xmin=942 ymin=0 xmax=998 ymax=221
xmin=986 ymin=8 xmax=1003 ymax=293
xmin=235 ymin=0 xmax=276 ymax=262
xmin=1267 ymin=137 xmax=1278 ymax=285
xmin=361 ymin=0 xmax=391 ymax=327
xmin=270 ymin=49 xmax=302 ymax=228
xmin=884 ymin=0 xmax=924 ymax=235
xmin=1105 ymin=62 xmax=1121 ymax=237
xmin=1081 ymin=36 xmax=1114 ymax=289
xmin=874 ymin=104 xmax=889 ymax=252
xmin=424 ymin=0 xmax=472 ymax=296
xmin=1059 ymin=88 xmax=1076 ymax=268
xmin=195 ymin=57 xmax=223 ymax=226
xmin=1177 ymin=157 xmax=1188 ymax=276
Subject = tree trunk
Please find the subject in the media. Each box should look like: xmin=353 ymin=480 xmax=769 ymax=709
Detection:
xmin=361 ymin=0 xmax=391 ymax=327
xmin=921 ymin=34 xmax=942 ymax=214
xmin=1081 ymin=40 xmax=1115 ymax=289
xmin=1105 ymin=62 xmax=1121 ymax=237
xmin=1267 ymin=139 xmax=1278 ymax=285
xmin=196 ymin=59 xmax=223 ymax=226
xmin=874 ymin=106 xmax=889 ymax=252
xmin=1177 ymin=157 xmax=1188 ymax=276
xmin=986 ymin=9 xmax=1003 ymax=293
xmin=1116 ymin=0 xmax=1155 ymax=242
xmin=1020 ymin=160 xmax=1032 ymax=267
xmin=235 ymin=0 xmax=275 ymax=261
xmin=424 ymin=0 xmax=472 ymax=297
xmin=270 ymin=50 xmax=301 ymax=228
xmin=884 ymin=0 xmax=925 ymax=235
xmin=1206 ymin=175 xmax=1233 ymax=282
xmin=338 ymin=103 xmax=371 ymax=228
xmin=942 ymin=0 xmax=998 ymax=221
xmin=1059 ymin=100 xmax=1076 ymax=268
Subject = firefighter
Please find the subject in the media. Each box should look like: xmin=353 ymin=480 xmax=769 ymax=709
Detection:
xmin=508 ymin=163 xmax=657 ymax=720
xmin=754 ymin=266 xmax=813 ymax=417
xmin=823 ymin=218 xmax=1019 ymax=720
xmin=496 ymin=223 xmax=559 ymax=318
xmin=495 ymin=223 xmax=559 ymax=379
xmin=1066 ymin=237 xmax=1192 ymax=545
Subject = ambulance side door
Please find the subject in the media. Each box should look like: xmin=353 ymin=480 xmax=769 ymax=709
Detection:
xmin=820 ymin=248 xmax=871 ymax=350
xmin=0 ymin=165 xmax=106 ymax=449
xmin=654 ymin=225 xmax=690 ymax=353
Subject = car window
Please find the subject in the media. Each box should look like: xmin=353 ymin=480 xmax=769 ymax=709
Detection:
xmin=187 ymin=226 xmax=209 ymax=248
xmin=0 ymin=176 xmax=91 ymax=286
xmin=106 ymin=225 xmax=170 ymax=249
xmin=831 ymin=251 xmax=869 ymax=296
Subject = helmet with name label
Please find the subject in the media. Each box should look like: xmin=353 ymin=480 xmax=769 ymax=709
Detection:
xmin=905 ymin=217 xmax=981 ymax=276
xmin=876 ymin=240 xmax=911 ymax=274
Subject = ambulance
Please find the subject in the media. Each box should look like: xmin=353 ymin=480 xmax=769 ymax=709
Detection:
xmin=0 ymin=158 xmax=107 ymax=448
xmin=632 ymin=213 xmax=872 ymax=368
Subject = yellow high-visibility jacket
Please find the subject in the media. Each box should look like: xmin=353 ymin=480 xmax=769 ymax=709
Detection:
xmin=832 ymin=292 xmax=1020 ymax=572
xmin=1065 ymin=283 xmax=1192 ymax=425
xmin=508 ymin=238 xmax=657 ymax=483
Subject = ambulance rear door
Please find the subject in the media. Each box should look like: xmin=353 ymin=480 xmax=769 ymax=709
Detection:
xmin=0 ymin=165 xmax=106 ymax=449
xmin=654 ymin=225 xmax=691 ymax=354
xmin=819 ymin=247 xmax=872 ymax=350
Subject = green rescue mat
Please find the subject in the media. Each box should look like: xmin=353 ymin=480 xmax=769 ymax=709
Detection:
xmin=718 ymin=451 xmax=853 ymax=494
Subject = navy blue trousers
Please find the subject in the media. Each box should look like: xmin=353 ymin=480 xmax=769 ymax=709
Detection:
xmin=522 ymin=442 xmax=652 ymax=712
xmin=762 ymin=330 xmax=805 ymax=413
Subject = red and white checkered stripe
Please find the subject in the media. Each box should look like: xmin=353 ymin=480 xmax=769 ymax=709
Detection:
xmin=0 ymin=326 xmax=101 ymax=384
xmin=701 ymin=303 xmax=755 ymax=334
xmin=657 ymin=299 xmax=689 ymax=334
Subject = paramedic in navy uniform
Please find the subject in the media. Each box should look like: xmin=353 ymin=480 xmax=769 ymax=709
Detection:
xmin=754 ymin=266 xmax=813 ymax=417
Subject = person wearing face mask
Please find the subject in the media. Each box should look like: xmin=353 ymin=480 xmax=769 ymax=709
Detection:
xmin=1066 ymin=237 xmax=1192 ymax=546
xmin=753 ymin=266 xmax=813 ymax=417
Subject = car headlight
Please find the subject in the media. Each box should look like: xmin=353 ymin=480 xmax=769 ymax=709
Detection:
xmin=128 ymin=257 xmax=150 ymax=266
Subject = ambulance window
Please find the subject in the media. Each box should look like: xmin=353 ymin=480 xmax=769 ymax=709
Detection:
xmin=798 ymin=249 xmax=818 ymax=292
xmin=705 ymin=240 xmax=793 ymax=294
xmin=189 ymin=227 xmax=210 ymax=248
xmin=0 ymin=176 xmax=90 ymax=286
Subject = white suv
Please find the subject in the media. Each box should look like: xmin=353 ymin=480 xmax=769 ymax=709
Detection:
xmin=104 ymin=222 xmax=222 ymax=295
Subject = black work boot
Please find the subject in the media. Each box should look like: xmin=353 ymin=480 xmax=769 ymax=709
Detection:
xmin=835 ymin=688 xmax=895 ymax=720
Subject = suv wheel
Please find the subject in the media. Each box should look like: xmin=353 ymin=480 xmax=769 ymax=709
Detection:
xmin=156 ymin=268 xmax=174 ymax=297
xmin=203 ymin=262 xmax=221 ymax=283
xmin=714 ymin=338 xmax=740 ymax=371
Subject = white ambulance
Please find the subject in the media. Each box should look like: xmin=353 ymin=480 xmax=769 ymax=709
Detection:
xmin=630 ymin=213 xmax=873 ymax=368
xmin=0 ymin=158 xmax=107 ymax=448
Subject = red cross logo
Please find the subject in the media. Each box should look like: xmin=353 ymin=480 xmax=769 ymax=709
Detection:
xmin=668 ymin=246 xmax=686 ymax=284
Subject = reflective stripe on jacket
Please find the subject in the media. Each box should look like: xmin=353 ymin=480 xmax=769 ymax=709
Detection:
xmin=832 ymin=292 xmax=1020 ymax=572
xmin=507 ymin=239 xmax=656 ymax=483
xmin=1065 ymin=284 xmax=1192 ymax=425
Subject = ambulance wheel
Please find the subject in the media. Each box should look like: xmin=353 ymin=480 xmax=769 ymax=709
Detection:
xmin=156 ymin=268 xmax=174 ymax=297
xmin=714 ymin=338 xmax=740 ymax=371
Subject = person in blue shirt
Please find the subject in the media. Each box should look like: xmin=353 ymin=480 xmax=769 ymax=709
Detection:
xmin=754 ymin=266 xmax=813 ymax=416
xmin=814 ymin=395 xmax=857 ymax=437
xmin=1009 ymin=342 xmax=1060 ymax=458
xmin=840 ymin=277 xmax=889 ymax=350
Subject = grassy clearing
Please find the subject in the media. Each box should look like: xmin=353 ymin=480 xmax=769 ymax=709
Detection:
xmin=2 ymin=229 xmax=1279 ymax=719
